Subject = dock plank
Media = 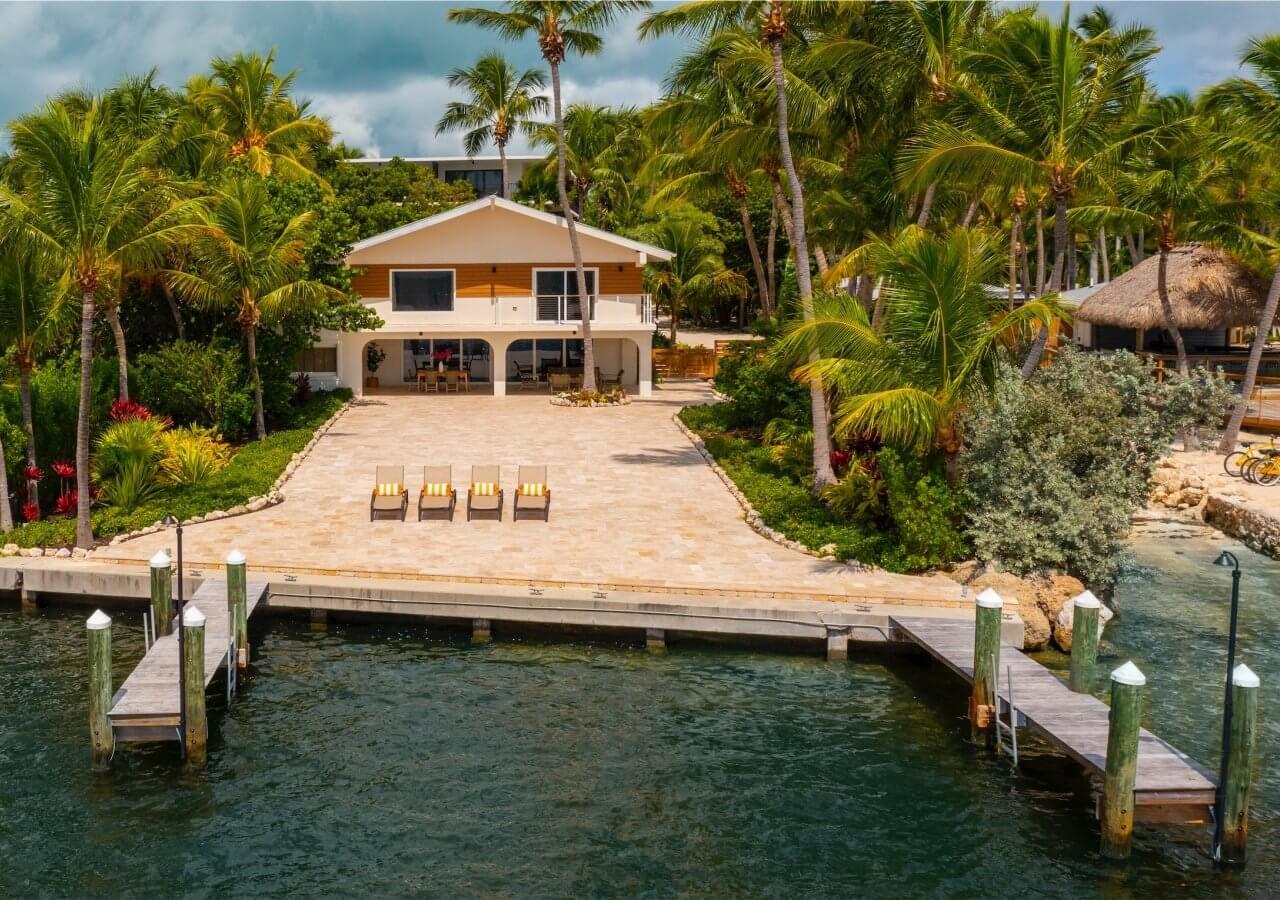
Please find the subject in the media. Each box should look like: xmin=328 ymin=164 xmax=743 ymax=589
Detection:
xmin=109 ymin=578 xmax=267 ymax=728
xmin=889 ymin=614 xmax=1216 ymax=803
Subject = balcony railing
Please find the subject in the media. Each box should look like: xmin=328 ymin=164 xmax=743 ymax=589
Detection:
xmin=535 ymin=293 xmax=594 ymax=323
xmin=490 ymin=294 xmax=653 ymax=326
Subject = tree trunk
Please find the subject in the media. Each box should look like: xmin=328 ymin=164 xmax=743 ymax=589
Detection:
xmin=1157 ymin=247 xmax=1189 ymax=377
xmin=814 ymin=244 xmax=829 ymax=278
xmin=1009 ymin=209 xmax=1022 ymax=309
xmin=871 ymin=281 xmax=886 ymax=333
xmin=1137 ymin=227 xmax=1145 ymax=263
xmin=739 ymin=199 xmax=772 ymax=318
xmin=670 ymin=298 xmax=679 ymax=345
xmin=1220 ymin=263 xmax=1280 ymax=452
xmin=247 ymin=326 xmax=267 ymax=441
xmin=105 ymin=305 xmax=129 ymax=401
xmin=915 ymin=182 xmax=936 ymax=228
xmin=1020 ymin=237 xmax=1032 ymax=300
xmin=551 ymin=61 xmax=597 ymax=391
xmin=1088 ymin=235 xmax=1099 ymax=286
xmin=75 ymin=288 xmax=96 ymax=549
xmin=162 ymin=282 xmax=185 ymax=340
xmin=1099 ymin=227 xmax=1110 ymax=282
xmin=962 ymin=191 xmax=982 ymax=227
xmin=1066 ymin=229 xmax=1078 ymax=290
xmin=1125 ymin=231 xmax=1140 ymax=267
xmin=18 ymin=366 xmax=37 ymax=510
xmin=771 ymin=179 xmax=796 ymax=245
xmin=858 ymin=273 xmax=875 ymax=319
xmin=498 ymin=141 xmax=509 ymax=200
xmin=1035 ymin=207 xmax=1046 ymax=296
xmin=769 ymin=38 xmax=836 ymax=489
xmin=0 ymin=429 xmax=10 ymax=531
xmin=1021 ymin=195 xmax=1069 ymax=378
xmin=766 ymin=201 xmax=778 ymax=315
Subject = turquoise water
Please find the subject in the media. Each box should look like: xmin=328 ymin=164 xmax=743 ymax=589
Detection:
xmin=0 ymin=525 xmax=1273 ymax=897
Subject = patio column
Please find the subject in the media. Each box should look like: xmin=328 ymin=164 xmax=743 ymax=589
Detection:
xmin=491 ymin=337 xmax=509 ymax=396
xmin=339 ymin=336 xmax=367 ymax=398
xmin=636 ymin=337 xmax=653 ymax=397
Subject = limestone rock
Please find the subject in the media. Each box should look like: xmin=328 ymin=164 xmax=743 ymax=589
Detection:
xmin=1 ymin=543 xmax=17 ymax=556
xmin=941 ymin=563 xmax=1086 ymax=651
xmin=246 ymin=497 xmax=268 ymax=512
xmin=1053 ymin=598 xmax=1115 ymax=652
xmin=54 ymin=547 xmax=71 ymax=558
xmin=1151 ymin=467 xmax=1181 ymax=486
xmin=72 ymin=547 xmax=88 ymax=559
xmin=22 ymin=548 xmax=43 ymax=557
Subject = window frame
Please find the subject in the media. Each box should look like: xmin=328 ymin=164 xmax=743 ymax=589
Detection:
xmin=389 ymin=268 xmax=456 ymax=313
xmin=531 ymin=267 xmax=600 ymax=298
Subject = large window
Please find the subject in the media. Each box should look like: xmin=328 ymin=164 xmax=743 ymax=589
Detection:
xmin=445 ymin=169 xmax=503 ymax=196
xmin=294 ymin=347 xmax=337 ymax=373
xmin=393 ymin=270 xmax=454 ymax=312
xmin=534 ymin=269 xmax=597 ymax=321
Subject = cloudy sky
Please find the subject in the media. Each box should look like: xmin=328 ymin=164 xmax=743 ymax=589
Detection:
xmin=2 ymin=2 xmax=1279 ymax=158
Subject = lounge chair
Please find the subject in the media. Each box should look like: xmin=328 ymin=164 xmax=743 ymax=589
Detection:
xmin=602 ymin=368 xmax=624 ymax=389
xmin=513 ymin=465 xmax=551 ymax=522
xmin=517 ymin=365 xmax=539 ymax=392
xmin=467 ymin=465 xmax=504 ymax=521
xmin=548 ymin=372 xmax=572 ymax=392
xmin=370 ymin=465 xmax=408 ymax=521
xmin=418 ymin=465 xmax=457 ymax=521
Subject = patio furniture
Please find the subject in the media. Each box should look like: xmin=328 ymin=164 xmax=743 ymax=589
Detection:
xmin=513 ymin=465 xmax=551 ymax=522
xmin=417 ymin=369 xmax=440 ymax=393
xmin=602 ymin=368 xmax=624 ymax=389
xmin=569 ymin=372 xmax=584 ymax=390
xmin=548 ymin=372 xmax=572 ymax=393
xmin=444 ymin=370 xmax=461 ymax=393
xmin=418 ymin=466 xmax=457 ymax=521
xmin=370 ymin=465 xmax=408 ymax=521
xmin=467 ymin=465 xmax=504 ymax=521
xmin=517 ymin=365 xmax=540 ymax=392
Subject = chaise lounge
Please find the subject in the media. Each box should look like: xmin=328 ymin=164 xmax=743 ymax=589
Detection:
xmin=418 ymin=465 xmax=457 ymax=521
xmin=467 ymin=465 xmax=504 ymax=521
xmin=513 ymin=465 xmax=551 ymax=521
xmin=370 ymin=465 xmax=408 ymax=521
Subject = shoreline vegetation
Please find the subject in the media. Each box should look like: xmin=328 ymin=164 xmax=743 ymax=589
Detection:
xmin=1 ymin=390 xmax=349 ymax=551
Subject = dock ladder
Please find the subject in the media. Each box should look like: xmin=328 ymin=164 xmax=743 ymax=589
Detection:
xmin=990 ymin=654 xmax=1019 ymax=765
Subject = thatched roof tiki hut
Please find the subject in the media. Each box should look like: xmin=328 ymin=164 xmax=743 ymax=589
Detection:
xmin=1073 ymin=244 xmax=1268 ymax=354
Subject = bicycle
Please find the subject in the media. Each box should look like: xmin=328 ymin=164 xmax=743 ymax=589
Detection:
xmin=1224 ymin=437 xmax=1279 ymax=478
xmin=1243 ymin=449 xmax=1280 ymax=485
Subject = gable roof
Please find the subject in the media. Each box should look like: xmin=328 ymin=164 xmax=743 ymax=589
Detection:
xmin=347 ymin=195 xmax=674 ymax=262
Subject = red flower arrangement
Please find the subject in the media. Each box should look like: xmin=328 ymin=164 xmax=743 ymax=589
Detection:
xmin=21 ymin=502 xmax=39 ymax=522
xmin=830 ymin=450 xmax=852 ymax=474
xmin=110 ymin=398 xmax=153 ymax=422
xmin=23 ymin=464 xmax=44 ymax=482
xmin=54 ymin=491 xmax=77 ymax=517
xmin=51 ymin=460 xmax=75 ymax=479
xmin=432 ymin=349 xmax=453 ymax=363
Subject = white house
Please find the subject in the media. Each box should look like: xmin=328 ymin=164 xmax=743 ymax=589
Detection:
xmin=299 ymin=196 xmax=672 ymax=397
xmin=343 ymin=154 xmax=544 ymax=199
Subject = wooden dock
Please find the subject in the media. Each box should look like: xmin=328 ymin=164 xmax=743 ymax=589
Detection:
xmin=889 ymin=615 xmax=1217 ymax=822
xmin=108 ymin=576 xmax=267 ymax=742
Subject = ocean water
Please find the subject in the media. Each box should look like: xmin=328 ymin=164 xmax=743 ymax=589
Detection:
xmin=0 ymin=525 xmax=1273 ymax=897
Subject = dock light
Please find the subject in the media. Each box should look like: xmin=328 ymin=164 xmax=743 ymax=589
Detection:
xmin=162 ymin=513 xmax=188 ymax=756
xmin=1210 ymin=548 xmax=1243 ymax=862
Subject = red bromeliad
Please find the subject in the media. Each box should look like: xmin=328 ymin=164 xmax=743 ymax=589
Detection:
xmin=54 ymin=491 xmax=77 ymax=518
xmin=21 ymin=502 xmax=39 ymax=523
xmin=110 ymin=398 xmax=153 ymax=422
xmin=23 ymin=464 xmax=44 ymax=482
xmin=51 ymin=460 xmax=75 ymax=479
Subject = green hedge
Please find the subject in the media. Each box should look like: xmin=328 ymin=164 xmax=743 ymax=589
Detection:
xmin=2 ymin=389 xmax=351 ymax=549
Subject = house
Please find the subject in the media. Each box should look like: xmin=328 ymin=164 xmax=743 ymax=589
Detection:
xmin=343 ymin=154 xmax=544 ymax=198
xmin=299 ymin=195 xmax=672 ymax=397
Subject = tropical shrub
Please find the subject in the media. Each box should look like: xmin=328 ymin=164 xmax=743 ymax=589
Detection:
xmin=712 ymin=345 xmax=810 ymax=429
xmin=961 ymin=348 xmax=1234 ymax=588
xmin=93 ymin=418 xmax=165 ymax=484
xmin=97 ymin=459 xmax=164 ymax=512
xmin=159 ymin=426 xmax=232 ymax=486
xmin=134 ymin=341 xmax=256 ymax=437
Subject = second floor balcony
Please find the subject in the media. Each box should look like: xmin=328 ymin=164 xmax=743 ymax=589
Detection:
xmin=368 ymin=293 xmax=655 ymax=330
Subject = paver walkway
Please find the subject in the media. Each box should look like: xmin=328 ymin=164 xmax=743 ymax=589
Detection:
xmin=98 ymin=382 xmax=962 ymax=605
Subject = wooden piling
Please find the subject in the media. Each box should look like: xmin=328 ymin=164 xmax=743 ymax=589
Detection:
xmin=1101 ymin=661 xmax=1145 ymax=859
xmin=19 ymin=586 xmax=38 ymax=609
xmin=646 ymin=627 xmax=667 ymax=651
xmin=150 ymin=550 xmax=174 ymax=637
xmin=971 ymin=588 xmax=1004 ymax=744
xmin=87 ymin=610 xmax=113 ymax=771
xmin=472 ymin=618 xmax=492 ymax=642
xmin=182 ymin=605 xmax=207 ymax=768
xmin=225 ymin=550 xmax=248 ymax=669
xmin=1069 ymin=590 xmax=1100 ymax=694
xmin=1220 ymin=663 xmax=1260 ymax=864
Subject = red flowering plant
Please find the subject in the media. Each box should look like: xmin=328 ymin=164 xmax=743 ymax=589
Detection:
xmin=51 ymin=460 xmax=75 ymax=479
xmin=21 ymin=502 xmax=39 ymax=522
xmin=54 ymin=491 xmax=77 ymax=517
xmin=829 ymin=450 xmax=852 ymax=475
xmin=23 ymin=464 xmax=44 ymax=482
xmin=110 ymin=398 xmax=152 ymax=422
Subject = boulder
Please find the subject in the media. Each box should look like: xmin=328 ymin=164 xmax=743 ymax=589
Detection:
xmin=72 ymin=547 xmax=88 ymax=559
xmin=1053 ymin=598 xmax=1114 ymax=652
xmin=941 ymin=564 xmax=1087 ymax=651
xmin=1151 ymin=467 xmax=1181 ymax=486
xmin=1 ymin=543 xmax=17 ymax=556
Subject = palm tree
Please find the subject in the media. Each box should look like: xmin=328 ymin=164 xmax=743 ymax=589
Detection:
xmin=642 ymin=0 xmax=841 ymax=488
xmin=776 ymin=228 xmax=1060 ymax=474
xmin=899 ymin=7 xmax=1156 ymax=376
xmin=632 ymin=205 xmax=749 ymax=344
xmin=0 ymin=99 xmax=200 ymax=547
xmin=0 ymin=237 xmax=70 ymax=511
xmin=449 ymin=1 xmax=650 ymax=393
xmin=190 ymin=50 xmax=332 ymax=184
xmin=529 ymin=104 xmax=643 ymax=227
xmin=166 ymin=176 xmax=343 ymax=440
xmin=436 ymin=52 xmax=548 ymax=199
xmin=1206 ymin=36 xmax=1280 ymax=452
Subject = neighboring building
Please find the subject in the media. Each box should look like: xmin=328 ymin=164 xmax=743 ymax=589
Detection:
xmin=343 ymin=154 xmax=544 ymax=198
xmin=301 ymin=195 xmax=671 ymax=397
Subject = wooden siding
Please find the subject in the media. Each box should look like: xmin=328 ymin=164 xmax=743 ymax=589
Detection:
xmin=351 ymin=263 xmax=644 ymax=300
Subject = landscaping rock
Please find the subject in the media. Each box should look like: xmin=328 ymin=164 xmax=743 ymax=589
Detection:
xmin=1053 ymin=598 xmax=1114 ymax=652
xmin=72 ymin=547 xmax=87 ymax=559
xmin=2 ymin=543 xmax=17 ymax=556
xmin=246 ymin=497 xmax=268 ymax=512
xmin=22 ymin=548 xmax=43 ymax=558
xmin=941 ymin=563 xmax=1090 ymax=651
xmin=54 ymin=547 xmax=71 ymax=558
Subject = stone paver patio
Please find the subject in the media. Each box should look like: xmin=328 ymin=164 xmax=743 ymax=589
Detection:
xmin=98 ymin=382 xmax=961 ymax=605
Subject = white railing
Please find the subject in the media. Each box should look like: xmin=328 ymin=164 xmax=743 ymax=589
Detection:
xmin=492 ymin=294 xmax=654 ymax=326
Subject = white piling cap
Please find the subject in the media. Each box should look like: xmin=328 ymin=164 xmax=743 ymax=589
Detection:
xmin=149 ymin=550 xmax=171 ymax=568
xmin=1232 ymin=664 xmax=1261 ymax=689
xmin=975 ymin=588 xmax=1004 ymax=609
xmin=86 ymin=609 xmax=111 ymax=630
xmin=1111 ymin=661 xmax=1147 ymax=686
xmin=226 ymin=549 xmax=246 ymax=565
xmin=1073 ymin=590 xmax=1101 ymax=609
xmin=182 ymin=606 xmax=206 ymax=627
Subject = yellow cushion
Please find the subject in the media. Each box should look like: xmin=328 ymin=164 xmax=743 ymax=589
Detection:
xmin=471 ymin=482 xmax=498 ymax=496
xmin=376 ymin=483 xmax=401 ymax=496
xmin=518 ymin=483 xmax=547 ymax=497
xmin=422 ymin=482 xmax=452 ymax=497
